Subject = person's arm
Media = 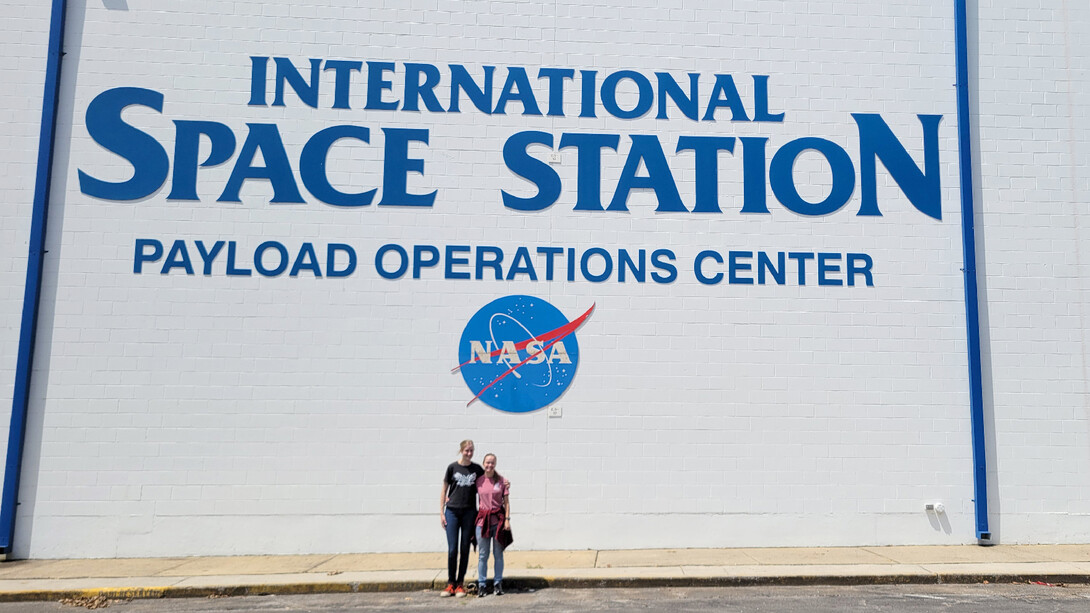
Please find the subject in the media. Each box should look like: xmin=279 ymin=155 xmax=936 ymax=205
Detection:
xmin=503 ymin=480 xmax=511 ymax=529
xmin=441 ymin=481 xmax=449 ymax=527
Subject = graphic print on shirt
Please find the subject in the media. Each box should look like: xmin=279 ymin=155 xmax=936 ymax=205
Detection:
xmin=453 ymin=472 xmax=478 ymax=488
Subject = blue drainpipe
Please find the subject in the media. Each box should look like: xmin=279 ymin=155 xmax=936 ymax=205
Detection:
xmin=953 ymin=0 xmax=991 ymax=542
xmin=1 ymin=0 xmax=69 ymax=554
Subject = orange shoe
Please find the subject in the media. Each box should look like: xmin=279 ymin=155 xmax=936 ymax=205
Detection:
xmin=454 ymin=585 xmax=467 ymax=598
xmin=440 ymin=584 xmax=455 ymax=597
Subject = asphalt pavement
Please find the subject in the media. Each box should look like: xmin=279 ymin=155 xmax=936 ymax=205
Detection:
xmin=9 ymin=584 xmax=1090 ymax=613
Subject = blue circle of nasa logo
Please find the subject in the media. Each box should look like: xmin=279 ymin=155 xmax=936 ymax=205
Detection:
xmin=455 ymin=295 xmax=594 ymax=413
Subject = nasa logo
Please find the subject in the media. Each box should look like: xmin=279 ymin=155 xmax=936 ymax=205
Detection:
xmin=454 ymin=295 xmax=594 ymax=413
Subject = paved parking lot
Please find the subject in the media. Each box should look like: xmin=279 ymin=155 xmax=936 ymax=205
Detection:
xmin=11 ymin=584 xmax=1090 ymax=613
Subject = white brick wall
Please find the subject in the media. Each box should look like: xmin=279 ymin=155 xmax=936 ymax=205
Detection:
xmin=974 ymin=0 xmax=1090 ymax=542
xmin=0 ymin=0 xmax=53 ymax=508
xmin=0 ymin=0 xmax=1085 ymax=558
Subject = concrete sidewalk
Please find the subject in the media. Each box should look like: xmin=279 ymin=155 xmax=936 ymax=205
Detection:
xmin=0 ymin=545 xmax=1088 ymax=602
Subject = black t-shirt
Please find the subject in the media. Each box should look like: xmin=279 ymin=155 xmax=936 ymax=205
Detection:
xmin=444 ymin=462 xmax=484 ymax=510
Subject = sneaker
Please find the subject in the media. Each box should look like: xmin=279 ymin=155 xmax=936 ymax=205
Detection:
xmin=454 ymin=585 xmax=467 ymax=598
xmin=494 ymin=580 xmax=504 ymax=595
xmin=477 ymin=583 xmax=488 ymax=598
xmin=440 ymin=584 xmax=455 ymax=597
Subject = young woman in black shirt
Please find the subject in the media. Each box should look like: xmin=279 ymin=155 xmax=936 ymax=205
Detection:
xmin=439 ymin=439 xmax=484 ymax=597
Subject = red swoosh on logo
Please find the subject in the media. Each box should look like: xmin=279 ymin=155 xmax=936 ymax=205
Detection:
xmin=452 ymin=303 xmax=595 ymax=373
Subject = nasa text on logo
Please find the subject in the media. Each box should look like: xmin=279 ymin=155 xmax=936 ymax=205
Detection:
xmin=455 ymin=295 xmax=594 ymax=413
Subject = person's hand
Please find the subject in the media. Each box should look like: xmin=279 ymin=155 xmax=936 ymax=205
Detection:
xmin=504 ymin=518 xmax=511 ymax=528
xmin=441 ymin=513 xmax=447 ymax=529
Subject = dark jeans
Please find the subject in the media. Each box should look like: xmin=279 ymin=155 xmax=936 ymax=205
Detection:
xmin=444 ymin=506 xmax=476 ymax=585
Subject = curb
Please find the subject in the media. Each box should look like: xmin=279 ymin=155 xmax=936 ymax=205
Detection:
xmin=0 ymin=581 xmax=436 ymax=603
xmin=0 ymin=573 xmax=1087 ymax=603
xmin=538 ymin=573 xmax=1090 ymax=589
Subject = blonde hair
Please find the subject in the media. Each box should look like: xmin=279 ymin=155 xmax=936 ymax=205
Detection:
xmin=459 ymin=439 xmax=474 ymax=453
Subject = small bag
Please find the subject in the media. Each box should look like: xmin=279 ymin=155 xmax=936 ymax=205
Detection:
xmin=498 ymin=526 xmax=514 ymax=549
